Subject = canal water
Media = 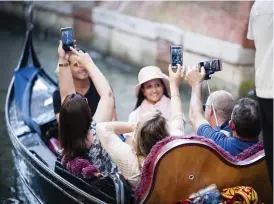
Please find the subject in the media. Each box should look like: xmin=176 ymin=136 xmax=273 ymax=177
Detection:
xmin=0 ymin=13 xmax=192 ymax=203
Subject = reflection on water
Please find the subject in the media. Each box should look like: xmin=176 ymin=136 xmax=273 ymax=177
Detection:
xmin=0 ymin=13 xmax=192 ymax=204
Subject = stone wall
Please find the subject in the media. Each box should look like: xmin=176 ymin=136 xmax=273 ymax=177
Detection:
xmin=91 ymin=7 xmax=255 ymax=96
xmin=98 ymin=1 xmax=255 ymax=49
xmin=0 ymin=1 xmax=256 ymax=96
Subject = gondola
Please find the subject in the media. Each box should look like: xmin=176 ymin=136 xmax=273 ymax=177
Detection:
xmin=5 ymin=4 xmax=133 ymax=204
xmin=6 ymin=3 xmax=273 ymax=204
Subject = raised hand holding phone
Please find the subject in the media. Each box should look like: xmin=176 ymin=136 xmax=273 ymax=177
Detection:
xmin=60 ymin=27 xmax=75 ymax=52
xmin=198 ymin=59 xmax=222 ymax=80
xmin=170 ymin=45 xmax=183 ymax=72
xmin=58 ymin=41 xmax=70 ymax=62
xmin=168 ymin=64 xmax=185 ymax=87
xmin=186 ymin=66 xmax=205 ymax=87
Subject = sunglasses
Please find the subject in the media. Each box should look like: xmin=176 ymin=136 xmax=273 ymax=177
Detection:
xmin=71 ymin=94 xmax=88 ymax=103
xmin=202 ymin=104 xmax=212 ymax=111
xmin=83 ymin=97 xmax=88 ymax=103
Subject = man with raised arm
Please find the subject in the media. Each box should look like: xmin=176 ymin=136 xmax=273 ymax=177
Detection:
xmin=186 ymin=67 xmax=260 ymax=156
xmin=186 ymin=66 xmax=235 ymax=136
xmin=53 ymin=47 xmax=118 ymax=124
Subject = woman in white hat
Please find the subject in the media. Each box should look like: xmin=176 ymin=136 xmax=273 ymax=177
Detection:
xmin=96 ymin=65 xmax=186 ymax=188
xmin=123 ymin=66 xmax=173 ymax=144
xmin=131 ymin=66 xmax=171 ymax=122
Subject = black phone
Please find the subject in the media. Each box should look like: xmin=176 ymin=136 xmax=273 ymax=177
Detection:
xmin=170 ymin=45 xmax=183 ymax=69
xmin=198 ymin=59 xmax=222 ymax=80
xmin=60 ymin=27 xmax=74 ymax=52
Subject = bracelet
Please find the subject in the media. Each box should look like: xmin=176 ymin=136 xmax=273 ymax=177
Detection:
xmin=171 ymin=94 xmax=180 ymax=97
xmin=59 ymin=62 xmax=69 ymax=67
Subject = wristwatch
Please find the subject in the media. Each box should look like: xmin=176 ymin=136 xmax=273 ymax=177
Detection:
xmin=59 ymin=62 xmax=69 ymax=67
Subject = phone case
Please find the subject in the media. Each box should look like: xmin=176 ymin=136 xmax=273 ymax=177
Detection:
xmin=61 ymin=27 xmax=74 ymax=51
xmin=170 ymin=45 xmax=183 ymax=68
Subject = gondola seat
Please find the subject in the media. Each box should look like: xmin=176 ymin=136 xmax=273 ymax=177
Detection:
xmin=54 ymin=160 xmax=133 ymax=204
xmin=135 ymin=136 xmax=272 ymax=204
xmin=47 ymin=137 xmax=61 ymax=156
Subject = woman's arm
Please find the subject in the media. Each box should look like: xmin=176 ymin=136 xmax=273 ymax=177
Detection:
xmin=69 ymin=47 xmax=114 ymax=123
xmin=58 ymin=41 xmax=76 ymax=103
xmin=96 ymin=122 xmax=140 ymax=187
xmin=124 ymin=111 xmax=137 ymax=145
xmin=98 ymin=121 xmax=135 ymax=135
xmin=168 ymin=65 xmax=185 ymax=136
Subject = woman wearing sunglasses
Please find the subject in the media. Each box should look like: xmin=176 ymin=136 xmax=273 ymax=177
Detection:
xmin=57 ymin=41 xmax=119 ymax=176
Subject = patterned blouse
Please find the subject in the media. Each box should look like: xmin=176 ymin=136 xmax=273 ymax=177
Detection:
xmin=87 ymin=121 xmax=120 ymax=176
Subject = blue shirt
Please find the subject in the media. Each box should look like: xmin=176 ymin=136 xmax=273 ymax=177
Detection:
xmin=217 ymin=120 xmax=233 ymax=136
xmin=197 ymin=124 xmax=258 ymax=156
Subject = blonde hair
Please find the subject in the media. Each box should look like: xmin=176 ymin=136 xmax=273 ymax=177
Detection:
xmin=133 ymin=110 xmax=169 ymax=157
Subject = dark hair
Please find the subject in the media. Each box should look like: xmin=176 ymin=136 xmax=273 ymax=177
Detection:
xmin=59 ymin=94 xmax=92 ymax=159
xmin=231 ymin=98 xmax=261 ymax=139
xmin=134 ymin=79 xmax=170 ymax=110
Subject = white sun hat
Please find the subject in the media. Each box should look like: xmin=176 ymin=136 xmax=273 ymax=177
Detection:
xmin=134 ymin=66 xmax=170 ymax=97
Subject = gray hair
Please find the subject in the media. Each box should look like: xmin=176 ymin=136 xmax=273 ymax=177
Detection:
xmin=208 ymin=90 xmax=235 ymax=121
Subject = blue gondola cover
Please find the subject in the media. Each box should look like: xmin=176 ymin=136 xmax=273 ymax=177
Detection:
xmin=14 ymin=64 xmax=41 ymax=135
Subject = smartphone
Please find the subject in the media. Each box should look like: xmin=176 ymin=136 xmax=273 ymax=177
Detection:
xmin=60 ymin=27 xmax=74 ymax=52
xmin=198 ymin=59 xmax=222 ymax=72
xmin=170 ymin=45 xmax=183 ymax=69
xmin=198 ymin=59 xmax=222 ymax=80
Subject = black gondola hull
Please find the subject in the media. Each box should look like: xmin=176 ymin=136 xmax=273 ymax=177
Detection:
xmin=5 ymin=18 xmax=132 ymax=203
xmin=6 ymin=79 xmax=108 ymax=204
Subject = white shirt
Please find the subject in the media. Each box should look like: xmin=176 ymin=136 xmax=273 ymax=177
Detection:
xmin=96 ymin=112 xmax=185 ymax=188
xmin=247 ymin=0 xmax=273 ymax=98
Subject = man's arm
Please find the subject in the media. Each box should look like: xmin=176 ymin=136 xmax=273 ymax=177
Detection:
xmin=57 ymin=41 xmax=76 ymax=104
xmin=246 ymin=4 xmax=254 ymax=41
xmin=187 ymin=67 xmax=209 ymax=133
xmin=189 ymin=82 xmax=209 ymax=133
xmin=197 ymin=124 xmax=228 ymax=147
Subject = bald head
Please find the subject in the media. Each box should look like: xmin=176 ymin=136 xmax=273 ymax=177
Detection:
xmin=207 ymin=90 xmax=235 ymax=121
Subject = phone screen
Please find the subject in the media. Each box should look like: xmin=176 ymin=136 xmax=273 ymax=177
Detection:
xmin=198 ymin=59 xmax=222 ymax=72
xmin=170 ymin=45 xmax=183 ymax=67
xmin=61 ymin=27 xmax=74 ymax=51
